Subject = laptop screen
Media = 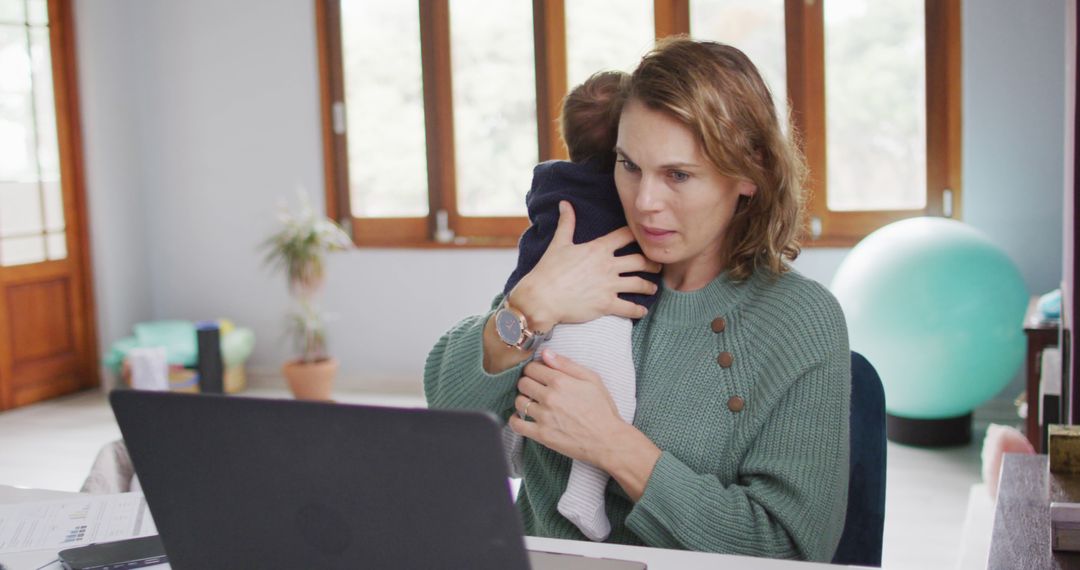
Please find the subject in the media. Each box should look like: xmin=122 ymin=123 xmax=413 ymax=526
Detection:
xmin=111 ymin=391 xmax=531 ymax=569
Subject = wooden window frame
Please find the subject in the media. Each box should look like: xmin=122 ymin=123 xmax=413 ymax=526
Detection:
xmin=316 ymin=0 xmax=961 ymax=249
xmin=786 ymin=0 xmax=962 ymax=246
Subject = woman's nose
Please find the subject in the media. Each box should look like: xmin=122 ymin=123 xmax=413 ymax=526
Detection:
xmin=635 ymin=175 xmax=664 ymax=212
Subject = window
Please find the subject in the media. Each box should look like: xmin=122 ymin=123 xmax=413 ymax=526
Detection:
xmin=690 ymin=0 xmax=788 ymax=128
xmin=565 ymin=0 xmax=654 ymax=89
xmin=317 ymin=0 xmax=961 ymax=248
xmin=449 ymin=0 xmax=538 ymax=218
xmin=786 ymin=0 xmax=961 ymax=244
xmin=339 ymin=0 xmax=428 ymax=219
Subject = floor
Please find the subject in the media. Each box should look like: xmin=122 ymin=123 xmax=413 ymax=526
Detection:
xmin=0 ymin=387 xmax=1017 ymax=569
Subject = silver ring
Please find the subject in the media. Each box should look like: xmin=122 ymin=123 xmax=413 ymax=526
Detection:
xmin=521 ymin=399 xmax=534 ymax=420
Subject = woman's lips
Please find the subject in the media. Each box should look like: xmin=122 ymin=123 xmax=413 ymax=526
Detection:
xmin=640 ymin=225 xmax=675 ymax=242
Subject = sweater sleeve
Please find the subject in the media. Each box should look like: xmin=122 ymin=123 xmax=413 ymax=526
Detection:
xmin=423 ymin=295 xmax=529 ymax=420
xmin=624 ymin=333 xmax=851 ymax=561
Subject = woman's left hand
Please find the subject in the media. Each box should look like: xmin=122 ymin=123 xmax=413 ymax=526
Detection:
xmin=510 ymin=349 xmax=663 ymax=501
xmin=508 ymin=349 xmax=629 ymax=468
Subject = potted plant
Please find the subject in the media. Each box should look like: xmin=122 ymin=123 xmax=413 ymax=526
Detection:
xmin=262 ymin=193 xmax=352 ymax=400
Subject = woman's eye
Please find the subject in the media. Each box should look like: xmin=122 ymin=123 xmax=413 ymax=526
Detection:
xmin=617 ymin=159 xmax=640 ymax=173
xmin=670 ymin=170 xmax=690 ymax=182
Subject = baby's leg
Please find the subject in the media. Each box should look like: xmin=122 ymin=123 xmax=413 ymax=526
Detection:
xmin=550 ymin=315 xmax=636 ymax=541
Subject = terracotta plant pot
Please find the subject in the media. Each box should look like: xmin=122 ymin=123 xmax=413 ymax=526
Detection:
xmin=282 ymin=357 xmax=338 ymax=401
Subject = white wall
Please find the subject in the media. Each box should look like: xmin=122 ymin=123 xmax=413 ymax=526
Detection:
xmin=74 ymin=1 xmax=152 ymax=357
xmin=963 ymin=0 xmax=1066 ymax=296
xmin=74 ymin=0 xmax=1067 ymax=394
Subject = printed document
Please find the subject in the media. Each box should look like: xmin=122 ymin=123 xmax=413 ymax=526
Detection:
xmin=0 ymin=492 xmax=156 ymax=553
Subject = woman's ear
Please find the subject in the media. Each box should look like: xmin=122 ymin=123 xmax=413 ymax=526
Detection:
xmin=736 ymin=179 xmax=757 ymax=198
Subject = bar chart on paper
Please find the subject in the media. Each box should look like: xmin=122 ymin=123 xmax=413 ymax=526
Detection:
xmin=0 ymin=493 xmax=157 ymax=553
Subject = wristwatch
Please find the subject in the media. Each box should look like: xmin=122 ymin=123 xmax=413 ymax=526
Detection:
xmin=494 ymin=298 xmax=551 ymax=350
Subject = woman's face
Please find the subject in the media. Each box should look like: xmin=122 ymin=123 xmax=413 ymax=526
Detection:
xmin=614 ymin=98 xmax=756 ymax=283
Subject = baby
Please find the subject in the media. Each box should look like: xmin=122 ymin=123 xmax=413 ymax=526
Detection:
xmin=501 ymin=70 xmax=661 ymax=541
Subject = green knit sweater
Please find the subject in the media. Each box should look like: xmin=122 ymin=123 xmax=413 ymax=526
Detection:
xmin=423 ymin=268 xmax=851 ymax=562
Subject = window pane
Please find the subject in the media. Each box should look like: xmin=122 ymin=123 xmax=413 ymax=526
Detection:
xmin=690 ymin=0 xmax=788 ymax=126
xmin=46 ymin=231 xmax=64 ymax=260
xmin=450 ymin=0 xmax=537 ymax=217
xmin=31 ymin=27 xmax=59 ymax=181
xmin=825 ymin=0 xmax=926 ymax=211
xmin=566 ymin=0 xmax=653 ymax=89
xmin=0 ymin=181 xmax=43 ymax=237
xmin=1 ymin=235 xmax=45 ymax=266
xmin=0 ymin=0 xmax=24 ymax=24
xmin=0 ymin=25 xmax=36 ymax=182
xmin=340 ymin=0 xmax=428 ymax=218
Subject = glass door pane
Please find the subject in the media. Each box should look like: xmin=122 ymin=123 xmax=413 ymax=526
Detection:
xmin=0 ymin=3 xmax=63 ymax=266
xmin=30 ymin=27 xmax=59 ymax=180
xmin=0 ymin=181 xmax=42 ymax=237
xmin=0 ymin=25 xmax=34 ymax=183
xmin=1 ymin=235 xmax=45 ymax=265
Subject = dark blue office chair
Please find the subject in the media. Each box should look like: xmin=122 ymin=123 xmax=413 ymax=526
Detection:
xmin=831 ymin=351 xmax=887 ymax=567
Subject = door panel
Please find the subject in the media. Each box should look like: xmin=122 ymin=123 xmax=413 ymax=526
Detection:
xmin=8 ymin=278 xmax=75 ymax=361
xmin=0 ymin=263 xmax=91 ymax=410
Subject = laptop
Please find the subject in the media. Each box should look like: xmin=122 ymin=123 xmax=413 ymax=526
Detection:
xmin=110 ymin=391 xmax=646 ymax=570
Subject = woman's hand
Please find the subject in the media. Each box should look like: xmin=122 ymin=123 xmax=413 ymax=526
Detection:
xmin=510 ymin=201 xmax=661 ymax=332
xmin=508 ymin=349 xmax=661 ymax=501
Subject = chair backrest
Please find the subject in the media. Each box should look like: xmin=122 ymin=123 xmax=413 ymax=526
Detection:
xmin=831 ymin=351 xmax=887 ymax=567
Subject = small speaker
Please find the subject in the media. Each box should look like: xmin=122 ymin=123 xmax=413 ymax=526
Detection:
xmin=196 ymin=321 xmax=224 ymax=394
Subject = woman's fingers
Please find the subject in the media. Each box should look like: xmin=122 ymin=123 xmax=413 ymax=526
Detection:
xmin=618 ymin=276 xmax=659 ymax=296
xmin=551 ymin=201 xmax=576 ymax=245
xmin=508 ymin=413 xmax=539 ymax=437
xmin=596 ymin=226 xmax=638 ymax=251
xmin=515 ymin=212 xmax=663 ymax=327
xmin=538 ymin=349 xmax=602 ymax=385
xmin=608 ymin=298 xmax=649 ymax=320
xmin=523 ymin=360 xmax=560 ymax=386
xmin=517 ymin=375 xmax=549 ymax=400
xmin=515 ymin=394 xmax=543 ymax=420
xmin=614 ymin=253 xmax=663 ymax=275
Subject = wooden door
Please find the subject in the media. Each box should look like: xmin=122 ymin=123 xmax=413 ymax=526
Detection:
xmin=0 ymin=0 xmax=97 ymax=410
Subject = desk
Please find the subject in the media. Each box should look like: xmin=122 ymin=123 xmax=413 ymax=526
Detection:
xmin=1025 ymin=296 xmax=1061 ymax=451
xmin=0 ymin=485 xmax=859 ymax=570
xmin=987 ymin=454 xmax=1080 ymax=569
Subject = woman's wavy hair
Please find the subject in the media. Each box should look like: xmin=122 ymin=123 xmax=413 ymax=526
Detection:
xmin=625 ymin=37 xmax=807 ymax=280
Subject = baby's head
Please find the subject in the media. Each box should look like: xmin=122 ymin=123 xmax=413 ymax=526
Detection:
xmin=559 ymin=70 xmax=627 ymax=167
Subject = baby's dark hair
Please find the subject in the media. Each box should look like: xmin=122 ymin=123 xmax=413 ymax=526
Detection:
xmin=559 ymin=70 xmax=627 ymax=166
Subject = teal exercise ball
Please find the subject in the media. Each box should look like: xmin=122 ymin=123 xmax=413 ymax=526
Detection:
xmin=831 ymin=217 xmax=1028 ymax=419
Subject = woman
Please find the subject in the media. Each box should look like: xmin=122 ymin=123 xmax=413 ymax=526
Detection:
xmin=424 ymin=38 xmax=850 ymax=562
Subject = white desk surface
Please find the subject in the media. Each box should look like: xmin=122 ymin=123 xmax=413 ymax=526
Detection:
xmin=0 ymin=485 xmax=860 ymax=570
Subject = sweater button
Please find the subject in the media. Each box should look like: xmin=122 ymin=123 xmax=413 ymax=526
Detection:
xmin=717 ymin=351 xmax=734 ymax=368
xmin=711 ymin=317 xmax=727 ymax=333
xmin=728 ymin=396 xmax=745 ymax=412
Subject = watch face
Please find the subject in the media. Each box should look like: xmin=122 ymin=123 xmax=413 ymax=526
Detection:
xmin=495 ymin=308 xmax=523 ymax=345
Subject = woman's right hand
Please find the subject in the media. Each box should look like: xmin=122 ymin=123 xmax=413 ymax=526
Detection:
xmin=509 ymin=201 xmax=662 ymax=332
